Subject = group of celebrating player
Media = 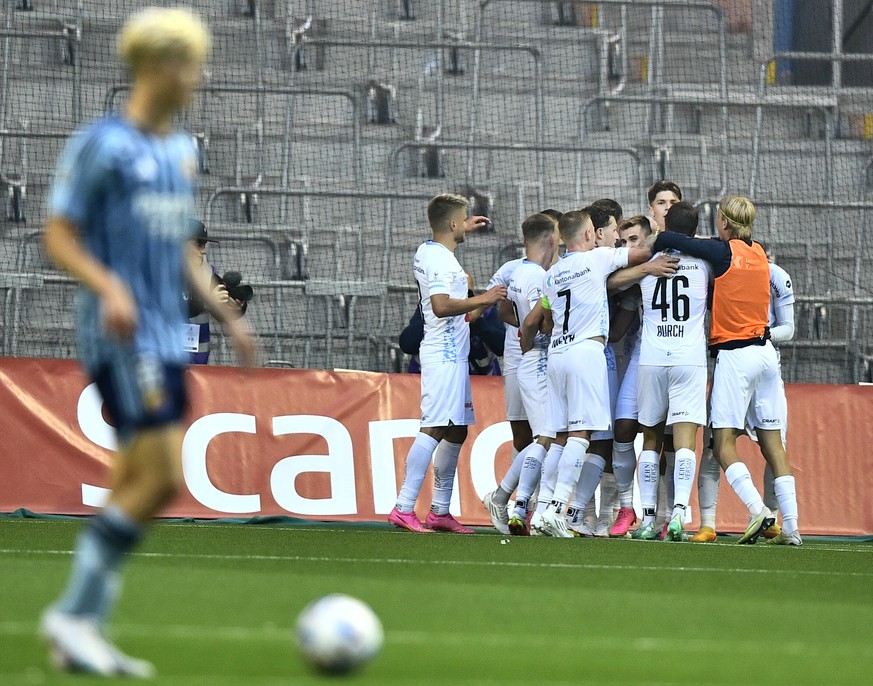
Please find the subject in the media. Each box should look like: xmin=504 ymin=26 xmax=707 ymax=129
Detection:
xmin=389 ymin=182 xmax=801 ymax=547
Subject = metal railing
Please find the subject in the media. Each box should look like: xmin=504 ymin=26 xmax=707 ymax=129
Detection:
xmin=782 ymin=294 xmax=873 ymax=384
xmin=579 ymin=92 xmax=838 ymax=201
xmin=475 ymin=0 xmax=728 ymax=189
xmin=203 ymin=187 xmax=436 ymax=362
xmin=388 ymin=139 xmax=643 ymax=209
xmin=1 ymin=13 xmax=83 ymax=129
xmin=104 ymin=84 xmax=363 ymax=204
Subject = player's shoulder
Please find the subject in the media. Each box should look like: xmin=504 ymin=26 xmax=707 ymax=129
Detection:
xmin=516 ymin=259 xmax=545 ymax=277
xmin=71 ymin=115 xmax=157 ymax=174
xmin=492 ymin=257 xmax=523 ymax=282
xmin=676 ymin=252 xmax=710 ymax=271
xmin=769 ymin=261 xmax=792 ymax=282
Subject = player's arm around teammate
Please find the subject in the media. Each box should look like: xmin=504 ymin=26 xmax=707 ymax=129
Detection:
xmin=652 ymin=197 xmax=801 ymax=546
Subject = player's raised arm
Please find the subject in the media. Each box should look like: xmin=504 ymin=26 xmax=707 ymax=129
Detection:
xmin=652 ymin=231 xmax=732 ymax=276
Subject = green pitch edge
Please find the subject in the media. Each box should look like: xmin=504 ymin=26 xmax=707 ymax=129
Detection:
xmin=2 ymin=508 xmax=872 ymax=543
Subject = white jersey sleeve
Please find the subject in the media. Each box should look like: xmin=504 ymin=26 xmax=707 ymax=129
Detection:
xmin=490 ymin=258 xmax=524 ymax=371
xmin=508 ymin=260 xmax=548 ymax=351
xmin=414 ymin=241 xmax=471 ymax=365
xmin=639 ymin=252 xmax=711 ymax=366
xmin=543 ymin=247 xmax=629 ymax=352
xmin=488 ymin=258 xmax=523 ymax=288
xmin=768 ymin=263 xmax=795 ymax=327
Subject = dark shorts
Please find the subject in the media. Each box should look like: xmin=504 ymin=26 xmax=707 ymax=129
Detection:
xmin=91 ymin=353 xmax=188 ymax=443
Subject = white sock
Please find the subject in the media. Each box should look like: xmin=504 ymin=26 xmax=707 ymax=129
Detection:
xmin=571 ymin=454 xmax=607 ymax=516
xmin=612 ymin=441 xmax=637 ymax=508
xmin=395 ymin=432 xmax=440 ymax=512
xmin=662 ymin=451 xmax=676 ymax=517
xmin=697 ymin=447 xmax=720 ymax=529
xmin=637 ymin=450 xmax=661 ymax=525
xmin=536 ymin=443 xmax=564 ymax=513
xmin=494 ymin=446 xmax=524 ymax=506
xmin=430 ymin=440 xmax=463 ymax=515
xmin=551 ymin=437 xmax=590 ymax=508
xmin=492 ymin=446 xmax=530 ymax=505
xmin=580 ymin=496 xmax=596 ymax=521
xmin=598 ymin=472 xmax=617 ymax=524
xmin=763 ymin=461 xmax=779 ymax=514
xmin=724 ymin=462 xmax=765 ymax=517
xmin=513 ymin=443 xmax=546 ymax=517
xmin=774 ymin=475 xmax=799 ymax=534
xmin=638 ymin=450 xmax=660 ymax=526
xmin=672 ymin=448 xmax=697 ymax=516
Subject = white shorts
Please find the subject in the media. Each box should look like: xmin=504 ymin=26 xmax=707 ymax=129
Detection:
xmin=637 ymin=364 xmax=707 ymax=427
xmin=547 ymin=340 xmax=611 ymax=434
xmin=615 ymin=348 xmax=640 ymax=421
xmin=420 ymin=361 xmax=475 ymax=427
xmin=591 ymin=344 xmax=619 ymax=441
xmin=517 ymin=350 xmax=555 ymax=439
xmin=745 ymin=353 xmax=788 ymax=446
xmin=503 ymin=367 xmax=527 ymax=421
xmin=710 ymin=342 xmax=785 ymax=431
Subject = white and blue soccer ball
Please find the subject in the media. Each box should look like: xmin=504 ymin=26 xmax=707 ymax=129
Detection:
xmin=295 ymin=594 xmax=384 ymax=675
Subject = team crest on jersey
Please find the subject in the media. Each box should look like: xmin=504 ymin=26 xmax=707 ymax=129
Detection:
xmin=134 ymin=156 xmax=159 ymax=182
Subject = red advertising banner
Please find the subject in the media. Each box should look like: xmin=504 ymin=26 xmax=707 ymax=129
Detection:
xmin=1 ymin=357 xmax=871 ymax=535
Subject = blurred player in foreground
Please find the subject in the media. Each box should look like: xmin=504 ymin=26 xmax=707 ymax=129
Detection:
xmin=40 ymin=8 xmax=255 ymax=676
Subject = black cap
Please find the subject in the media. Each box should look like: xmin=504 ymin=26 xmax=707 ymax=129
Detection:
xmin=190 ymin=219 xmax=219 ymax=244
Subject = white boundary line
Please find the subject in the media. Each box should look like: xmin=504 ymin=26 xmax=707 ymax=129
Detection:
xmin=0 ymin=620 xmax=867 ymax=657
xmin=1 ymin=548 xmax=872 ymax=577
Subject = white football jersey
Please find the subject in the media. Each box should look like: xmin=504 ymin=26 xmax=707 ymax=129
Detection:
xmin=489 ymin=258 xmax=524 ymax=371
xmin=543 ymin=247 xmax=629 ymax=353
xmin=413 ymin=241 xmax=470 ymax=365
xmin=509 ymin=259 xmax=549 ymax=354
xmin=769 ymin=262 xmax=795 ymax=327
xmin=639 ymin=252 xmax=711 ymax=367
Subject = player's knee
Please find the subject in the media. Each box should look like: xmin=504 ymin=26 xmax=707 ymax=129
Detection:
xmin=447 ymin=425 xmax=468 ymax=444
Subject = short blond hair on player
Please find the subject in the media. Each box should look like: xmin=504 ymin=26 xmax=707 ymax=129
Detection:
xmin=718 ymin=195 xmax=756 ymax=241
xmin=118 ymin=7 xmax=210 ymax=73
xmin=427 ymin=193 xmax=469 ymax=232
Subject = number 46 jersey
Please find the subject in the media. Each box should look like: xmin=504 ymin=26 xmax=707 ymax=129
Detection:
xmin=639 ymin=251 xmax=711 ymax=367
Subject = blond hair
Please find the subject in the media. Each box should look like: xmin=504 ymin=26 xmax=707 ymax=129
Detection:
xmin=119 ymin=7 xmax=210 ymax=73
xmin=718 ymin=195 xmax=756 ymax=240
xmin=427 ymin=193 xmax=469 ymax=231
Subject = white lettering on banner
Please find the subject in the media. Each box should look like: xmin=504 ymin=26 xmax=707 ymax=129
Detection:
xmin=367 ymin=419 xmax=462 ymax=516
xmin=182 ymin=414 xmax=261 ymax=514
xmin=77 ymin=382 xmax=114 ymax=508
xmin=271 ymin=415 xmax=358 ymax=516
xmin=469 ymin=421 xmax=514 ymax=498
xmin=368 ymin=419 xmax=419 ymax=515
xmin=74 ymin=385 xmax=509 ymax=518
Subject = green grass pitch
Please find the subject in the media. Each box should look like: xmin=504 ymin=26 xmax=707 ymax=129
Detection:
xmin=1 ymin=519 xmax=872 ymax=685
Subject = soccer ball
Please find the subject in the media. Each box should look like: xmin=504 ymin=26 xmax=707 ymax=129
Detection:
xmin=295 ymin=594 xmax=384 ymax=675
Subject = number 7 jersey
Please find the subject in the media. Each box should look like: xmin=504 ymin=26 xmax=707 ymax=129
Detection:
xmin=639 ymin=251 xmax=711 ymax=366
xmin=542 ymin=247 xmax=630 ymax=353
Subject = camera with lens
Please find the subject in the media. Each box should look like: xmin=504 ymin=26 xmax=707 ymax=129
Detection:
xmin=219 ymin=271 xmax=254 ymax=310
